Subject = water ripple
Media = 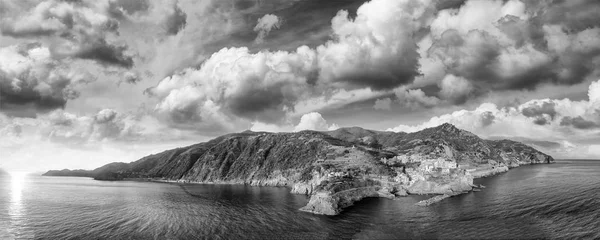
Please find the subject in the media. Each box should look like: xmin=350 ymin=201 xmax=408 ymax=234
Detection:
xmin=0 ymin=160 xmax=598 ymax=239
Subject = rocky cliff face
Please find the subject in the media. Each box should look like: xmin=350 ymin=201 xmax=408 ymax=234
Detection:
xmin=43 ymin=123 xmax=554 ymax=215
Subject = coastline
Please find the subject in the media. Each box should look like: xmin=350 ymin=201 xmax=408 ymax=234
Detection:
xmin=40 ymin=160 xmax=554 ymax=214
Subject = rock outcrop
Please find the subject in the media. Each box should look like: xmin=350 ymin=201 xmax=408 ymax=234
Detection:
xmin=43 ymin=123 xmax=554 ymax=215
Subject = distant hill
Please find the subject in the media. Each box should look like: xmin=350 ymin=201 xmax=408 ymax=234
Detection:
xmin=43 ymin=123 xmax=554 ymax=215
xmin=42 ymin=169 xmax=94 ymax=178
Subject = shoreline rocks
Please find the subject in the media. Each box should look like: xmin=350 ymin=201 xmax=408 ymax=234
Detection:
xmin=415 ymin=194 xmax=452 ymax=206
xmin=469 ymin=165 xmax=509 ymax=178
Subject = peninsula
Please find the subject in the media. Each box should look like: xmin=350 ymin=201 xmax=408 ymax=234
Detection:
xmin=43 ymin=123 xmax=554 ymax=215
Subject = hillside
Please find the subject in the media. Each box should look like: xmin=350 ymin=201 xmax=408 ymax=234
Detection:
xmin=43 ymin=123 xmax=554 ymax=215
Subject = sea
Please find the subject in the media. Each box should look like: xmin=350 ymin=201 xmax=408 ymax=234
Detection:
xmin=1 ymin=160 xmax=598 ymax=240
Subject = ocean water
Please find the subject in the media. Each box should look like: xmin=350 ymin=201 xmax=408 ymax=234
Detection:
xmin=1 ymin=160 xmax=598 ymax=240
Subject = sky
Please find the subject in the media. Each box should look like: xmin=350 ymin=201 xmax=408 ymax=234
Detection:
xmin=1 ymin=0 xmax=600 ymax=172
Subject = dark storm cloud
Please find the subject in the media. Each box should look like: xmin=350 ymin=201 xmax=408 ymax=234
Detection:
xmin=0 ymin=68 xmax=80 ymax=113
xmin=226 ymin=85 xmax=291 ymax=123
xmin=434 ymin=0 xmax=465 ymax=10
xmin=73 ymin=39 xmax=134 ymax=68
xmin=0 ymin=0 xmax=134 ymax=68
xmin=428 ymin=28 xmax=557 ymax=91
xmin=0 ymin=43 xmax=93 ymax=115
xmin=560 ymin=116 xmax=599 ymax=129
xmin=533 ymin=117 xmax=548 ymax=125
xmin=339 ymin=64 xmax=420 ymax=91
xmin=421 ymin=0 xmax=600 ymax=108
xmin=0 ymin=83 xmax=68 ymax=111
xmin=521 ymin=102 xmax=557 ymax=119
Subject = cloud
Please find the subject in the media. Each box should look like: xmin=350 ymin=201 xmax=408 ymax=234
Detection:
xmin=147 ymin=0 xmax=440 ymax=128
xmin=439 ymin=74 xmax=473 ymax=103
xmin=520 ymin=101 xmax=557 ymax=125
xmin=430 ymin=0 xmax=598 ymax=89
xmin=294 ymin=112 xmax=332 ymax=132
xmin=67 ymin=39 xmax=134 ymax=68
xmin=560 ymin=116 xmax=599 ymax=129
xmin=394 ymin=87 xmax=440 ymax=109
xmin=388 ymin=79 xmax=600 ymax=159
xmin=248 ymin=112 xmax=338 ymax=132
xmin=117 ymin=71 xmax=141 ymax=85
xmin=0 ymin=43 xmax=93 ymax=114
xmin=162 ymin=1 xmax=187 ymax=35
xmin=115 ymin=0 xmax=187 ymax=35
xmin=0 ymin=108 xmax=194 ymax=148
xmin=254 ymin=14 xmax=281 ymax=43
xmin=250 ymin=121 xmax=289 ymax=133
xmin=149 ymin=46 xmax=317 ymax=128
xmin=0 ymin=0 xmax=134 ymax=68
xmin=0 ymin=109 xmax=201 ymax=171
xmin=142 ymin=0 xmax=587 ymax=130
xmin=316 ymin=0 xmax=434 ymax=90
xmin=373 ymin=98 xmax=392 ymax=110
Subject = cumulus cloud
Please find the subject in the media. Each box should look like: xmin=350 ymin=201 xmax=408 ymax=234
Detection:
xmin=254 ymin=14 xmax=281 ymax=43
xmin=294 ymin=112 xmax=331 ymax=132
xmin=0 ymin=44 xmax=93 ymax=114
xmin=248 ymin=112 xmax=338 ymax=132
xmin=394 ymin=87 xmax=440 ymax=109
xmin=439 ymin=74 xmax=473 ymax=103
xmin=388 ymin=79 xmax=600 ymax=159
xmin=149 ymin=46 xmax=317 ymax=129
xmin=316 ymin=0 xmax=434 ymax=90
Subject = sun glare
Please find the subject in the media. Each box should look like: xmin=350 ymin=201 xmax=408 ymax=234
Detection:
xmin=9 ymin=171 xmax=28 ymax=203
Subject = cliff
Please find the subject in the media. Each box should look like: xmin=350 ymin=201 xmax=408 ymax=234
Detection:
xmin=43 ymin=123 xmax=554 ymax=215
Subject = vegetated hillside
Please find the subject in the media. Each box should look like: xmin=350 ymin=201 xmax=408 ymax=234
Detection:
xmin=44 ymin=123 xmax=553 ymax=181
xmin=328 ymin=123 xmax=553 ymax=166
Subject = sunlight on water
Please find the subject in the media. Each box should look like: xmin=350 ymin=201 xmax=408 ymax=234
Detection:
xmin=7 ymin=171 xmax=30 ymax=239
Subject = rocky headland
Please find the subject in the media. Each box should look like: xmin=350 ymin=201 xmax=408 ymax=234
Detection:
xmin=43 ymin=123 xmax=554 ymax=215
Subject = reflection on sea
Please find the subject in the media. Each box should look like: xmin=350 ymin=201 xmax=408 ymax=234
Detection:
xmin=6 ymin=172 xmax=32 ymax=239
